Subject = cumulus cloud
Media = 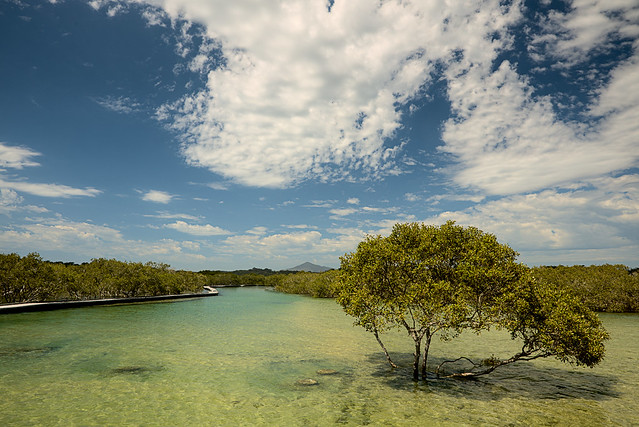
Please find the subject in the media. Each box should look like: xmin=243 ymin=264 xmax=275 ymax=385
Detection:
xmin=421 ymin=174 xmax=639 ymax=266
xmin=0 ymin=188 xmax=23 ymax=214
xmin=141 ymin=190 xmax=175 ymax=203
xmin=530 ymin=0 xmax=639 ymax=65
xmin=440 ymin=50 xmax=639 ymax=195
xmin=434 ymin=0 xmax=637 ymax=198
xmin=164 ymin=220 xmax=231 ymax=236
xmin=146 ymin=0 xmax=521 ymax=188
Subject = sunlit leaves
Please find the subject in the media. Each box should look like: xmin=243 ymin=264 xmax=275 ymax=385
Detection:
xmin=335 ymin=221 xmax=609 ymax=379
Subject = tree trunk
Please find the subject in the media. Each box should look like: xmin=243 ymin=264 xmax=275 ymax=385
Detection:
xmin=412 ymin=338 xmax=421 ymax=381
xmin=421 ymin=331 xmax=432 ymax=379
xmin=373 ymin=328 xmax=398 ymax=368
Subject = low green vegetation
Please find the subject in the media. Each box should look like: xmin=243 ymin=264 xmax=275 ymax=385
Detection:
xmin=198 ymin=268 xmax=338 ymax=297
xmin=0 ymin=253 xmax=206 ymax=304
xmin=198 ymin=270 xmax=274 ymax=287
xmin=532 ymin=264 xmax=639 ymax=312
xmin=335 ymin=222 xmax=609 ymax=380
xmin=273 ymin=270 xmax=338 ymax=297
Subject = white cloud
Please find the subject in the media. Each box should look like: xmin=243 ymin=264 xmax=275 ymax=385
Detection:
xmin=147 ymin=0 xmax=521 ymax=188
xmin=0 ymin=188 xmax=23 ymax=214
xmin=206 ymin=182 xmax=229 ymax=191
xmin=0 ymin=217 xmax=207 ymax=265
xmin=361 ymin=206 xmax=397 ymax=214
xmin=346 ymin=198 xmax=360 ymax=205
xmin=246 ymin=226 xmax=268 ymax=235
xmin=0 ymin=188 xmax=48 ymax=215
xmin=106 ymin=3 xmax=124 ymax=17
xmin=142 ymin=190 xmax=175 ymax=204
xmin=0 ymin=188 xmax=22 ymax=203
xmin=141 ymin=7 xmax=166 ymax=26
xmin=303 ymin=200 xmax=337 ymax=208
xmin=594 ymin=51 xmax=638 ymax=111
xmin=1 ymin=142 xmax=100 ymax=198
xmin=404 ymin=193 xmax=419 ymax=202
xmin=282 ymin=224 xmax=317 ymax=230
xmin=144 ymin=211 xmax=201 ymax=221
xmin=218 ymin=228 xmax=361 ymax=267
xmin=164 ymin=220 xmax=231 ymax=236
xmin=0 ymin=178 xmax=101 ymax=198
xmin=94 ymin=96 xmax=141 ymax=114
xmin=530 ymin=0 xmax=639 ymax=64
xmin=329 ymin=208 xmax=358 ymax=217
xmin=0 ymin=142 xmax=41 ymax=169
xmin=222 ymin=230 xmax=321 ymax=255
xmin=420 ymin=174 xmax=639 ymax=266
xmin=440 ymin=55 xmax=639 ymax=195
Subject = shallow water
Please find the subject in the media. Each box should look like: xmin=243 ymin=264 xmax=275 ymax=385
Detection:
xmin=0 ymin=287 xmax=636 ymax=426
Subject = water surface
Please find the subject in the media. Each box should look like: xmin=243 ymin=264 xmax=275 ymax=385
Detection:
xmin=1 ymin=288 xmax=636 ymax=425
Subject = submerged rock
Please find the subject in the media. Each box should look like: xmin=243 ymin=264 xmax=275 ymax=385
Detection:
xmin=111 ymin=366 xmax=152 ymax=375
xmin=316 ymin=369 xmax=338 ymax=375
xmin=296 ymin=378 xmax=319 ymax=386
xmin=0 ymin=346 xmax=60 ymax=357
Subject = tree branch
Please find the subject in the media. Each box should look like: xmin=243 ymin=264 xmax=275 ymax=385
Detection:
xmin=373 ymin=326 xmax=398 ymax=368
xmin=435 ymin=348 xmax=553 ymax=378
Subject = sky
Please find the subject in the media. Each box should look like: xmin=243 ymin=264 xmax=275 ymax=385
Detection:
xmin=1 ymin=0 xmax=638 ymax=271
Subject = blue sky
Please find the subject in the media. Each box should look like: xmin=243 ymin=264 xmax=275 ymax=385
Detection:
xmin=1 ymin=0 xmax=638 ymax=271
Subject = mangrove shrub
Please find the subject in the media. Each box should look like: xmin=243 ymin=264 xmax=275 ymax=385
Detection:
xmin=335 ymin=221 xmax=608 ymax=380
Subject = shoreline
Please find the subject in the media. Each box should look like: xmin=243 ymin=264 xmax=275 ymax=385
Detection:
xmin=0 ymin=292 xmax=218 ymax=314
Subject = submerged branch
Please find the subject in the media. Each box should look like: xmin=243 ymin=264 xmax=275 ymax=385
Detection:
xmin=435 ymin=348 xmax=552 ymax=378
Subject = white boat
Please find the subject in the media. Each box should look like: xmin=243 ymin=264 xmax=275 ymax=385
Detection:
xmin=202 ymin=286 xmax=218 ymax=295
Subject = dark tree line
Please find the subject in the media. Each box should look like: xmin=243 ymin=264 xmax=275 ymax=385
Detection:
xmin=2 ymin=252 xmax=636 ymax=312
xmin=0 ymin=253 xmax=206 ymax=304
xmin=0 ymin=252 xmax=338 ymax=304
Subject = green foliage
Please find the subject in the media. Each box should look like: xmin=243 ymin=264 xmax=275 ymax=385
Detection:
xmin=335 ymin=221 xmax=608 ymax=380
xmin=199 ymin=271 xmax=271 ymax=287
xmin=274 ymin=270 xmax=338 ymax=298
xmin=0 ymin=253 xmax=57 ymax=303
xmin=531 ymin=265 xmax=639 ymax=312
xmin=498 ymin=275 xmax=608 ymax=367
xmin=0 ymin=253 xmax=207 ymax=304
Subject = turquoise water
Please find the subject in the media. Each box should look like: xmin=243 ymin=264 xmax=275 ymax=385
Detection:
xmin=1 ymin=287 xmax=637 ymax=426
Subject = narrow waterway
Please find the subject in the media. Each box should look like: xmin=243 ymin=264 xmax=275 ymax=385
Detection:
xmin=1 ymin=287 xmax=636 ymax=425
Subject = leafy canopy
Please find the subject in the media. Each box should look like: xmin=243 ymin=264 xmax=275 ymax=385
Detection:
xmin=336 ymin=221 xmax=608 ymax=379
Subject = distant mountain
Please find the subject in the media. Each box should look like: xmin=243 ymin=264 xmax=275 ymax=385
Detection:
xmin=287 ymin=262 xmax=333 ymax=273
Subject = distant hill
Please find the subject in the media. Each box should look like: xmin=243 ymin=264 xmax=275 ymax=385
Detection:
xmin=287 ymin=262 xmax=333 ymax=273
